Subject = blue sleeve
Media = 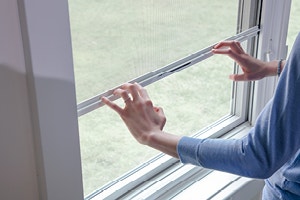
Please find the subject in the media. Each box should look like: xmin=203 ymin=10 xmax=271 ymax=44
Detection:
xmin=177 ymin=33 xmax=300 ymax=179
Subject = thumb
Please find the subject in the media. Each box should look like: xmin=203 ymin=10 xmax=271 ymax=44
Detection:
xmin=229 ymin=74 xmax=247 ymax=81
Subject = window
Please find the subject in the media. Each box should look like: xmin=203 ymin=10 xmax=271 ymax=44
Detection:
xmin=68 ymin=0 xmax=263 ymax=197
xmin=14 ymin=0 xmax=293 ymax=199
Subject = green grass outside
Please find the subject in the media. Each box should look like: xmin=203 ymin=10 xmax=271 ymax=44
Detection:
xmin=68 ymin=0 xmax=300 ymax=196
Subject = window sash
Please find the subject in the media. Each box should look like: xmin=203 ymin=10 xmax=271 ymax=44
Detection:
xmin=81 ymin=0 xmax=263 ymax=198
xmin=83 ymin=0 xmax=294 ymax=198
xmin=84 ymin=0 xmax=292 ymax=198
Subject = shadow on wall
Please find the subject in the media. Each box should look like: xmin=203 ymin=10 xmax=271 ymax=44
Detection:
xmin=0 ymin=63 xmax=82 ymax=200
xmin=0 ymin=63 xmax=39 ymax=200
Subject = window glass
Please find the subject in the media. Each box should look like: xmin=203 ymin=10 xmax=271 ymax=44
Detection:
xmin=287 ymin=0 xmax=300 ymax=55
xmin=69 ymin=0 xmax=238 ymax=103
xmin=68 ymin=0 xmax=239 ymax=196
xmin=146 ymin=56 xmax=234 ymax=135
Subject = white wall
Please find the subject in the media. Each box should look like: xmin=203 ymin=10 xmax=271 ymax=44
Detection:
xmin=0 ymin=1 xmax=39 ymax=199
xmin=0 ymin=0 xmax=83 ymax=199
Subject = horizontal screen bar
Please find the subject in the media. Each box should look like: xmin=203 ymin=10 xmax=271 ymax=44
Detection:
xmin=77 ymin=26 xmax=260 ymax=117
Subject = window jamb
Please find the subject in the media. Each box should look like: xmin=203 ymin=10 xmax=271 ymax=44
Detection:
xmin=251 ymin=0 xmax=291 ymax=123
xmin=17 ymin=0 xmax=84 ymax=199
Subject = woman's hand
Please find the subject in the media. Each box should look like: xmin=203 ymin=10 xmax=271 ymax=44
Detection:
xmin=101 ymin=83 xmax=166 ymax=145
xmin=212 ymin=41 xmax=278 ymax=81
xmin=102 ymin=83 xmax=181 ymax=158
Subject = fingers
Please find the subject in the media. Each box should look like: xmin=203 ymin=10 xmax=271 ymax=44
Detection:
xmin=134 ymin=83 xmax=151 ymax=100
xmin=120 ymin=82 xmax=150 ymax=101
xmin=213 ymin=40 xmax=241 ymax=50
xmin=114 ymin=88 xmax=132 ymax=104
xmin=112 ymin=82 xmax=145 ymax=103
xmin=121 ymin=83 xmax=140 ymax=102
xmin=102 ymin=83 xmax=151 ymax=108
xmin=101 ymin=96 xmax=123 ymax=114
xmin=212 ymin=41 xmax=245 ymax=55
xmin=229 ymin=74 xmax=248 ymax=81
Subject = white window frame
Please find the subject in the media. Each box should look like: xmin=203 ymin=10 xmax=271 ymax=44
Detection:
xmin=15 ymin=0 xmax=291 ymax=199
xmin=81 ymin=0 xmax=261 ymax=198
xmin=251 ymin=0 xmax=291 ymax=123
xmin=17 ymin=0 xmax=83 ymax=199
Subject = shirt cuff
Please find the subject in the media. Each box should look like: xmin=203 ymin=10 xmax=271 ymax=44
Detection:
xmin=177 ymin=136 xmax=203 ymax=167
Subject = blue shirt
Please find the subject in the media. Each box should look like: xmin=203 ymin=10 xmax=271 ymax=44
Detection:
xmin=177 ymin=33 xmax=300 ymax=199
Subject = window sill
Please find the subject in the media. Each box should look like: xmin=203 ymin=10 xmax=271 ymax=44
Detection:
xmin=88 ymin=122 xmax=261 ymax=200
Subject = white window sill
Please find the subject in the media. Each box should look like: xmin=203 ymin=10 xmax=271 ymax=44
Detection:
xmin=172 ymin=171 xmax=264 ymax=200
xmin=88 ymin=122 xmax=264 ymax=200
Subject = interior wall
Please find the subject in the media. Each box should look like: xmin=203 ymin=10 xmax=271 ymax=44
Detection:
xmin=0 ymin=0 xmax=84 ymax=199
xmin=0 ymin=0 xmax=39 ymax=199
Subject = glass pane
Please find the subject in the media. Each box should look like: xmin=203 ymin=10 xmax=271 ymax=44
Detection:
xmin=68 ymin=0 xmax=239 ymax=103
xmin=287 ymin=0 xmax=300 ymax=55
xmin=79 ymin=55 xmax=233 ymax=196
xmin=146 ymin=56 xmax=233 ymax=135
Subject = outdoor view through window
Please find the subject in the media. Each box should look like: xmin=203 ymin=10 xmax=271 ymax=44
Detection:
xmin=68 ymin=0 xmax=238 ymax=196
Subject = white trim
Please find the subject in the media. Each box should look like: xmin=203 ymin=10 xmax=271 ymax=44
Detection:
xmin=251 ymin=0 xmax=291 ymax=123
xmin=210 ymin=177 xmax=264 ymax=200
xmin=18 ymin=0 xmax=84 ymax=199
xmin=0 ymin=1 xmax=39 ymax=199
